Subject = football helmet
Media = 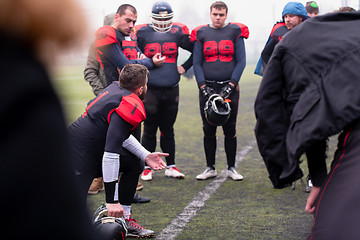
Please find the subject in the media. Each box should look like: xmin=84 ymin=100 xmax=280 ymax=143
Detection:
xmin=93 ymin=204 xmax=128 ymax=240
xmin=204 ymin=94 xmax=231 ymax=126
xmin=151 ymin=2 xmax=173 ymax=32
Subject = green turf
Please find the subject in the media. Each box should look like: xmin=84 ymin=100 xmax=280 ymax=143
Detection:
xmin=53 ymin=64 xmax=336 ymax=239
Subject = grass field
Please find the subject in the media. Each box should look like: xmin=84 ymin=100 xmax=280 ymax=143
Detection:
xmin=53 ymin=64 xmax=335 ymax=239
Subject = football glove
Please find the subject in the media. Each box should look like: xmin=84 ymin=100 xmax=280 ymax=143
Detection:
xmin=219 ymin=84 xmax=235 ymax=99
xmin=200 ymin=85 xmax=215 ymax=100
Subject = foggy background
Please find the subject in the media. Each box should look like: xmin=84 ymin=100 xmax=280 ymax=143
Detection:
xmin=64 ymin=0 xmax=359 ymax=64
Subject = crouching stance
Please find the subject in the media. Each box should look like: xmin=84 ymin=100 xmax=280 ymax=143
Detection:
xmin=69 ymin=64 xmax=167 ymax=238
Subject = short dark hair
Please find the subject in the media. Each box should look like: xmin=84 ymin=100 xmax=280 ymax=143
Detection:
xmin=117 ymin=4 xmax=137 ymax=16
xmin=210 ymin=1 xmax=228 ymax=13
xmin=119 ymin=64 xmax=149 ymax=92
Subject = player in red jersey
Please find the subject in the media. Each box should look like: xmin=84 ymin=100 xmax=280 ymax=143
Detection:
xmin=95 ymin=4 xmax=165 ymax=86
xmin=191 ymin=1 xmax=249 ymax=181
xmin=69 ymin=64 xmax=167 ymax=238
xmin=135 ymin=2 xmax=193 ymax=180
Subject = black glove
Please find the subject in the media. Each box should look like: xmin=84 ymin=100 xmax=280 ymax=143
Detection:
xmin=200 ymin=85 xmax=215 ymax=100
xmin=219 ymin=84 xmax=235 ymax=99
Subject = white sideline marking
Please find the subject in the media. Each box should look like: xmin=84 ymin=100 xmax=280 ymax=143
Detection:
xmin=156 ymin=138 xmax=257 ymax=240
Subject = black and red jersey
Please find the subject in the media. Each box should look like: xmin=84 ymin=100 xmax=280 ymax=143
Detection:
xmin=135 ymin=22 xmax=193 ymax=87
xmin=191 ymin=23 xmax=249 ymax=87
xmin=70 ymin=82 xmax=146 ymax=152
xmin=260 ymin=21 xmax=289 ymax=67
xmin=95 ymin=26 xmax=153 ymax=86
xmin=271 ymin=22 xmax=288 ymax=43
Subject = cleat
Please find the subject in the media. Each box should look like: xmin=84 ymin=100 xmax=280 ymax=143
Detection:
xmin=126 ymin=217 xmax=155 ymax=238
xmin=141 ymin=169 xmax=153 ymax=181
xmin=196 ymin=167 xmax=217 ymax=180
xmin=88 ymin=177 xmax=104 ymax=195
xmin=136 ymin=183 xmax=144 ymax=191
xmin=227 ymin=167 xmax=243 ymax=181
xmin=165 ymin=167 xmax=185 ymax=178
xmin=132 ymin=193 xmax=151 ymax=204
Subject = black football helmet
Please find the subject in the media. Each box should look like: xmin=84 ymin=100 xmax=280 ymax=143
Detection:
xmin=204 ymin=94 xmax=231 ymax=126
xmin=151 ymin=2 xmax=173 ymax=32
xmin=93 ymin=204 xmax=128 ymax=240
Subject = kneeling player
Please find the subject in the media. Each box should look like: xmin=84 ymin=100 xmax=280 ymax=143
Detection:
xmin=69 ymin=64 xmax=167 ymax=238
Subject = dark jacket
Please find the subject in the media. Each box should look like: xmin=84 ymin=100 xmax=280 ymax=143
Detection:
xmin=254 ymin=12 xmax=360 ymax=188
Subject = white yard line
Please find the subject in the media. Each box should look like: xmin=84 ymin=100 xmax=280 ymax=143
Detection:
xmin=156 ymin=138 xmax=257 ymax=240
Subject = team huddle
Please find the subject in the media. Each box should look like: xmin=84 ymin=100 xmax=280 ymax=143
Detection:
xmin=70 ymin=0 xmax=360 ymax=239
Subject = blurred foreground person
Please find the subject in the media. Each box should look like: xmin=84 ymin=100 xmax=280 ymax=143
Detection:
xmin=0 ymin=0 xmax=102 ymax=239
xmin=255 ymin=11 xmax=360 ymax=239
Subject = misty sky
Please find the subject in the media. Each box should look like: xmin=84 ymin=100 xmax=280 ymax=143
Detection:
xmin=76 ymin=0 xmax=358 ymax=61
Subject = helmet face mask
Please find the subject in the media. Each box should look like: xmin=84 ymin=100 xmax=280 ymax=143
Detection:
xmin=151 ymin=2 xmax=173 ymax=32
xmin=204 ymin=94 xmax=231 ymax=126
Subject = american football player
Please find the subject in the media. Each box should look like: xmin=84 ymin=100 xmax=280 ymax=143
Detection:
xmin=135 ymin=1 xmax=193 ymax=180
xmin=191 ymin=1 xmax=248 ymax=181
xmin=69 ymin=64 xmax=167 ymax=238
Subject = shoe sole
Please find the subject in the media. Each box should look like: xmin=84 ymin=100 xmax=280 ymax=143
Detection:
xmin=165 ymin=174 xmax=185 ymax=179
xmin=196 ymin=175 xmax=217 ymax=180
xmin=126 ymin=233 xmax=155 ymax=238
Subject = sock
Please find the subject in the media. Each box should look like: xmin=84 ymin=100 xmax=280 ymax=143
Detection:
xmin=204 ymin=136 xmax=216 ymax=169
xmin=225 ymin=137 xmax=237 ymax=169
xmin=167 ymin=164 xmax=176 ymax=169
xmin=122 ymin=205 xmax=131 ymax=220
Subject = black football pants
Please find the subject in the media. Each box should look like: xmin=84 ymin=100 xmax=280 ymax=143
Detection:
xmin=142 ymin=85 xmax=179 ymax=166
xmin=199 ymin=82 xmax=240 ymax=169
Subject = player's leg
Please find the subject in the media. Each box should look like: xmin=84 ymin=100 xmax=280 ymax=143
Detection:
xmin=119 ymin=154 xmax=154 ymax=238
xmin=158 ymin=86 xmax=184 ymax=178
xmin=222 ymin=86 xmax=243 ymax=180
xmin=196 ymin=90 xmax=218 ymax=180
xmin=141 ymin=88 xmax=160 ymax=180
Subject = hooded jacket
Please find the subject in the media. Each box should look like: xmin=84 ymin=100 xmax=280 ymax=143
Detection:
xmin=254 ymin=12 xmax=360 ymax=188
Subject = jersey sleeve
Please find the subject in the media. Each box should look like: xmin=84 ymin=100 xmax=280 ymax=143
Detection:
xmin=114 ymin=93 xmax=146 ymax=129
xmin=190 ymin=25 xmax=207 ymax=43
xmin=271 ymin=22 xmax=288 ymax=43
xmin=231 ymin=23 xmax=249 ymax=40
xmin=95 ymin=26 xmax=118 ymax=48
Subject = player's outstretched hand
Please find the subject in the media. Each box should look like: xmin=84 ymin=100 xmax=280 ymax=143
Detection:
xmin=152 ymin=53 xmax=166 ymax=67
xmin=145 ymin=152 xmax=168 ymax=170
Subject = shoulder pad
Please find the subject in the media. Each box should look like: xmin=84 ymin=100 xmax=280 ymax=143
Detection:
xmin=95 ymin=26 xmax=118 ymax=47
xmin=190 ymin=24 xmax=208 ymax=43
xmin=172 ymin=22 xmax=190 ymax=35
xmin=271 ymin=22 xmax=287 ymax=42
xmin=134 ymin=24 xmax=149 ymax=36
xmin=115 ymin=93 xmax=146 ymax=128
xmin=230 ymin=22 xmax=249 ymax=39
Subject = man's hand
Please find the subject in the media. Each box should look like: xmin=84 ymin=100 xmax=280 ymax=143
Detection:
xmin=200 ymin=85 xmax=215 ymax=100
xmin=152 ymin=53 xmax=166 ymax=67
xmin=305 ymin=186 xmax=321 ymax=214
xmin=177 ymin=66 xmax=186 ymax=75
xmin=145 ymin=152 xmax=168 ymax=170
xmin=219 ymin=83 xmax=235 ymax=99
xmin=137 ymin=52 xmax=146 ymax=60
xmin=107 ymin=203 xmax=124 ymax=218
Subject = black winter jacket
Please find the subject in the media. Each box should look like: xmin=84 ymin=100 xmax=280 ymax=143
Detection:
xmin=255 ymin=12 xmax=360 ymax=188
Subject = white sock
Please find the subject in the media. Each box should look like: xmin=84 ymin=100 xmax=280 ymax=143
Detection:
xmin=167 ymin=164 xmax=176 ymax=169
xmin=122 ymin=205 xmax=131 ymax=220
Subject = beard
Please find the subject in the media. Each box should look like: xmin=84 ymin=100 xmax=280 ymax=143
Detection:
xmin=139 ymin=90 xmax=146 ymax=100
